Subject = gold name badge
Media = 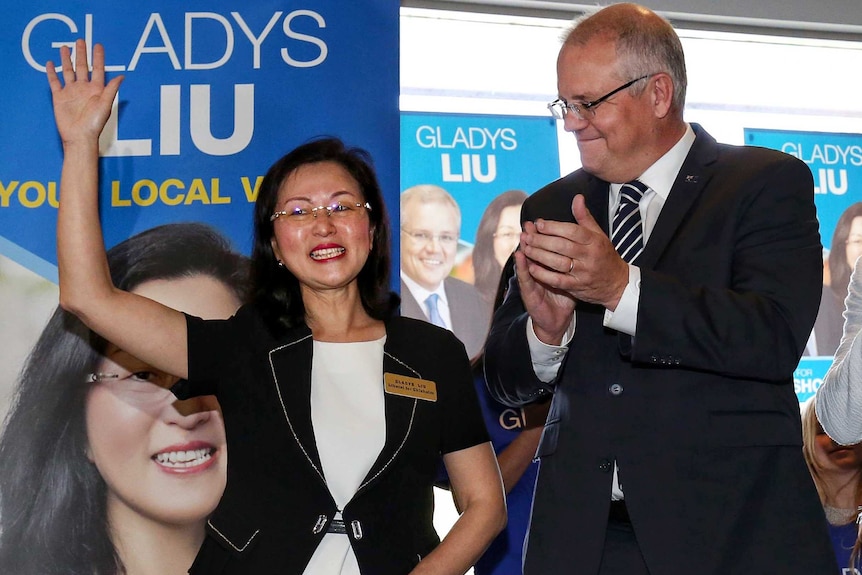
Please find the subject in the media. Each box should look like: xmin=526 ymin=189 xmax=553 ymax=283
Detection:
xmin=384 ymin=372 xmax=438 ymax=402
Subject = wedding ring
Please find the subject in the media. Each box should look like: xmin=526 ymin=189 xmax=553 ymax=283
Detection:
xmin=568 ymin=258 xmax=574 ymax=273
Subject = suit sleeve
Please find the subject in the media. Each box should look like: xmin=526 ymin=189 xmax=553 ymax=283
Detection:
xmin=817 ymin=258 xmax=862 ymax=445
xmin=632 ymin=154 xmax=822 ymax=381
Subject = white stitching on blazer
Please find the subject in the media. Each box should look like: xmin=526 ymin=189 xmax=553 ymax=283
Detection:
xmin=269 ymin=334 xmax=327 ymax=485
xmin=354 ymin=351 xmax=422 ymax=491
xmin=207 ymin=520 xmax=260 ymax=552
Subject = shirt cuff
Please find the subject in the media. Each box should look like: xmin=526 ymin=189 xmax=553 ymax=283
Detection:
xmin=603 ymin=264 xmax=640 ymax=336
xmin=527 ymin=315 xmax=574 ymax=383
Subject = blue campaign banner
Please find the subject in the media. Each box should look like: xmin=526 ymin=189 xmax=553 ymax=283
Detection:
xmin=0 ymin=2 xmax=399 ymax=565
xmin=401 ymin=112 xmax=560 ymax=244
xmin=795 ymin=358 xmax=831 ymax=404
xmin=0 ymin=0 xmax=399 ymax=281
xmin=746 ymin=128 xmax=862 ymax=401
xmin=744 ymin=128 xmax=862 ymax=252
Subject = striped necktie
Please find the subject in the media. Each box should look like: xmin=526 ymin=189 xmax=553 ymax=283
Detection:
xmin=424 ymin=293 xmax=448 ymax=329
xmin=612 ymin=180 xmax=648 ymax=264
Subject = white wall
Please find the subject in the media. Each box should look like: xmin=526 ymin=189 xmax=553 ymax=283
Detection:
xmin=401 ymin=8 xmax=862 ymax=174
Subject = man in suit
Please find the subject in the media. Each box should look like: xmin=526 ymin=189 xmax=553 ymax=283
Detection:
xmin=400 ymin=184 xmax=490 ymax=359
xmin=484 ymin=4 xmax=837 ymax=575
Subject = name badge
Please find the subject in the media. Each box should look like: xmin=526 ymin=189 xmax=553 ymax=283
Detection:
xmin=384 ymin=372 xmax=437 ymax=402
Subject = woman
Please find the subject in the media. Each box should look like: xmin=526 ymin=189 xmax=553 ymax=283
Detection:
xmin=47 ymin=40 xmax=505 ymax=574
xmin=801 ymin=398 xmax=862 ymax=573
xmin=471 ymin=190 xmax=527 ymax=307
xmin=813 ymin=202 xmax=862 ymax=356
xmin=828 ymin=203 xmax=862 ymax=305
xmin=0 ymin=223 xmax=247 ymax=574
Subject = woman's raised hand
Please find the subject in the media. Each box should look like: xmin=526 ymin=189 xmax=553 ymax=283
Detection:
xmin=46 ymin=39 xmax=123 ymax=146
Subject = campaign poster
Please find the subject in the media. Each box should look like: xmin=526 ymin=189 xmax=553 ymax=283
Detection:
xmin=402 ymin=112 xmax=560 ymax=244
xmin=399 ymin=111 xmax=560 ymax=358
xmin=0 ymin=1 xmax=398 ymax=572
xmin=1 ymin=0 xmax=399 ymax=413
xmin=400 ymin=112 xmax=559 ymax=567
xmin=746 ymin=128 xmax=862 ymax=402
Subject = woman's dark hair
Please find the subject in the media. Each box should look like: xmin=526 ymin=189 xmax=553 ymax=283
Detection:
xmin=250 ymin=136 xmax=398 ymax=334
xmin=0 ymin=223 xmax=248 ymax=575
xmin=472 ymin=190 xmax=527 ymax=305
xmin=828 ymin=202 xmax=862 ymax=302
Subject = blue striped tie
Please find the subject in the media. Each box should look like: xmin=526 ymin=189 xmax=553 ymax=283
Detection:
xmin=424 ymin=293 xmax=448 ymax=329
xmin=612 ymin=180 xmax=647 ymax=264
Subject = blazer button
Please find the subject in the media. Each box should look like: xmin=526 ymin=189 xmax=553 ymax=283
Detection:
xmin=650 ymin=354 xmax=658 ymax=363
xmin=598 ymin=459 xmax=612 ymax=472
xmin=609 ymin=383 xmax=623 ymax=396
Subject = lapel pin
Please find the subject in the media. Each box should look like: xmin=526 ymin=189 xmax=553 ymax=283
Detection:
xmin=684 ymin=175 xmax=699 ymax=183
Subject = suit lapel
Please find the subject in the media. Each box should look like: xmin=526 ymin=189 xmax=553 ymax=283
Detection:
xmin=356 ymin=319 xmax=420 ymax=494
xmin=638 ymin=125 xmax=718 ymax=269
xmin=583 ymin=175 xmax=611 ymax=235
xmin=268 ymin=327 xmax=327 ymax=486
xmin=267 ymin=319 xmax=426 ymax=501
xmin=399 ymin=280 xmax=424 ymax=320
xmin=445 ymin=277 xmax=466 ymax=337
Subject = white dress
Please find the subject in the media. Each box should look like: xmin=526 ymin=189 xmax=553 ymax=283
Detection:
xmin=302 ymin=337 xmax=387 ymax=575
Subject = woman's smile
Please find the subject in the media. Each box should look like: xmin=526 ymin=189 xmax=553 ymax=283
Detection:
xmin=311 ymin=243 xmax=347 ymax=261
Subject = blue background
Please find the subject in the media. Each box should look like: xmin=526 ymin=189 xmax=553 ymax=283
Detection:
xmin=401 ymin=112 xmax=560 ymax=244
xmin=0 ymin=0 xmax=399 ymax=282
xmin=745 ymin=128 xmax=862 ymax=251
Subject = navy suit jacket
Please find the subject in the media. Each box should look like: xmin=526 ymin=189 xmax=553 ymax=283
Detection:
xmin=485 ymin=125 xmax=837 ymax=575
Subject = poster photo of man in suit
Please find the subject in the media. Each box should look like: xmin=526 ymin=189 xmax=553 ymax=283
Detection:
xmin=400 ymin=184 xmax=491 ymax=360
xmin=484 ymin=3 xmax=838 ymax=575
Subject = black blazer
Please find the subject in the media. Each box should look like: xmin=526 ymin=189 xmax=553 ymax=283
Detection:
xmin=179 ymin=307 xmax=488 ymax=574
xmin=485 ymin=125 xmax=837 ymax=575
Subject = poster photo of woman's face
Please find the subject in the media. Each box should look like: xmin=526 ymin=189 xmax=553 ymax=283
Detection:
xmin=0 ymin=223 xmax=248 ymax=575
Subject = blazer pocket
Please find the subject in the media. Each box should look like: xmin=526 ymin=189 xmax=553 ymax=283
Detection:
xmin=707 ymin=410 xmax=801 ymax=448
xmin=535 ymin=417 xmax=561 ymax=459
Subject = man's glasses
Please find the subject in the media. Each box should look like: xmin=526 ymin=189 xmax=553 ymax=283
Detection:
xmin=271 ymin=201 xmax=371 ymax=223
xmin=402 ymin=229 xmax=458 ymax=246
xmin=548 ymin=74 xmax=652 ymax=121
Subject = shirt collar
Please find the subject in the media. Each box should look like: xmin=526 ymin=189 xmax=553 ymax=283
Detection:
xmin=400 ymin=272 xmax=449 ymax=306
xmin=610 ymin=123 xmax=696 ymax=201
